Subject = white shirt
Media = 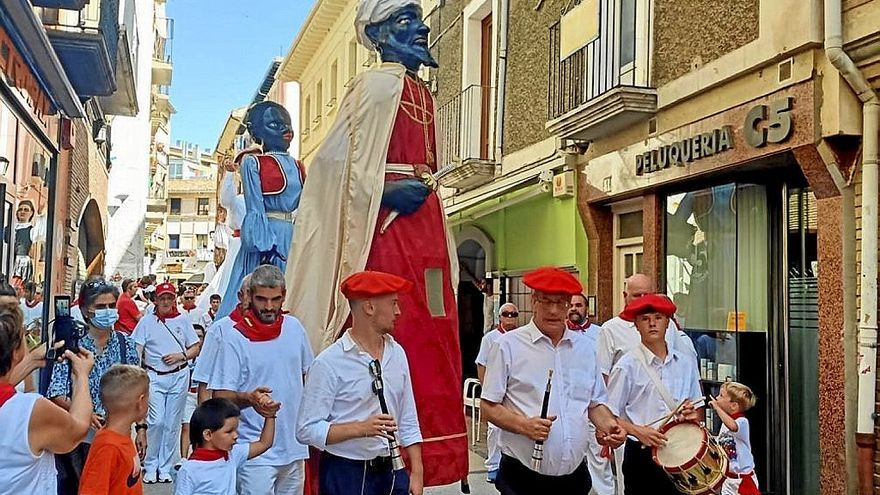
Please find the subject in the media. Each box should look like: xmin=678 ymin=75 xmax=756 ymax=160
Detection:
xmin=475 ymin=326 xmax=508 ymax=367
xmin=597 ymin=316 xmax=696 ymax=376
xmin=191 ymin=316 xmax=232 ymax=384
xmin=209 ymin=315 xmax=314 ymax=466
xmin=131 ymin=313 xmax=199 ymax=372
xmin=0 ymin=393 xmax=58 ymax=494
xmin=174 ymin=443 xmax=249 ymax=495
xmin=718 ymin=416 xmax=754 ymax=474
xmin=199 ymin=310 xmax=217 ymax=330
xmin=19 ymin=299 xmax=42 ymax=328
xmin=219 ymin=173 xmax=246 ymax=230
xmin=481 ymin=320 xmax=609 ymax=476
xmin=297 ymin=330 xmax=421 ymax=460
xmin=606 ymin=344 xmax=703 ymax=428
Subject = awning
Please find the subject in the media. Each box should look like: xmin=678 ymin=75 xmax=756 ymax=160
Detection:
xmin=183 ymin=273 xmax=205 ymax=285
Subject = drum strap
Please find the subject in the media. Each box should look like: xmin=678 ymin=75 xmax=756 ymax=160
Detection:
xmin=633 ymin=347 xmax=677 ymax=412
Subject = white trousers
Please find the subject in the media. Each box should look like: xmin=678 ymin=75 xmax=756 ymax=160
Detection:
xmin=485 ymin=423 xmax=502 ymax=472
xmin=613 ymin=443 xmax=626 ymax=495
xmin=144 ymin=368 xmax=189 ymax=478
xmin=585 ymin=422 xmax=615 ymax=495
xmin=237 ymin=459 xmax=305 ymax=495
xmin=722 ymin=474 xmax=759 ymax=495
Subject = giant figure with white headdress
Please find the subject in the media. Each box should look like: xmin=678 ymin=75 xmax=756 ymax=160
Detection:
xmin=285 ymin=0 xmax=468 ymax=487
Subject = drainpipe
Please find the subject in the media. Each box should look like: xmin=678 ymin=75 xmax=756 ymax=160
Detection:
xmin=824 ymin=0 xmax=880 ymax=492
xmin=493 ymin=0 xmax=509 ymax=160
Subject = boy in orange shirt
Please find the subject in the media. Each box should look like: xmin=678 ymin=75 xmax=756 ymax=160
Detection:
xmin=80 ymin=364 xmax=150 ymax=495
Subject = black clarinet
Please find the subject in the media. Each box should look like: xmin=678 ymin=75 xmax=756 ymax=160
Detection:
xmin=369 ymin=359 xmax=406 ymax=471
xmin=531 ymin=369 xmax=554 ymax=471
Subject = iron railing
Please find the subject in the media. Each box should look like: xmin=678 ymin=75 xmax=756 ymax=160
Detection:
xmin=436 ymin=85 xmax=495 ymax=168
xmin=153 ymin=17 xmax=174 ymax=63
xmin=548 ymin=0 xmax=652 ymax=120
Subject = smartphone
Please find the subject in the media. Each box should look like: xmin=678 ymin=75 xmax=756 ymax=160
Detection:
xmin=47 ymin=296 xmax=75 ymax=360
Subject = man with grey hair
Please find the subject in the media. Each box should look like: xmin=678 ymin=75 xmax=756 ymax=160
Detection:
xmin=474 ymin=301 xmax=519 ymax=483
xmin=208 ymin=265 xmax=314 ymax=494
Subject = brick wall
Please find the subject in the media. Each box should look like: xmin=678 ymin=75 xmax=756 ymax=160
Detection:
xmin=652 ymin=0 xmax=759 ymax=87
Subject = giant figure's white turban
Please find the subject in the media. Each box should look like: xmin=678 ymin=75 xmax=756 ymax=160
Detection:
xmin=355 ymin=0 xmax=421 ymax=48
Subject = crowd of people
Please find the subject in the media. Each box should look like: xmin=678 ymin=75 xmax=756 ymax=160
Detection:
xmin=0 ymin=263 xmax=761 ymax=495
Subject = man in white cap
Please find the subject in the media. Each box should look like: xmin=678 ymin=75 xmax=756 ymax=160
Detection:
xmin=286 ymin=0 xmax=467 ymax=486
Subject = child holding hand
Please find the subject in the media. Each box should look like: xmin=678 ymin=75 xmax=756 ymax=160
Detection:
xmin=174 ymin=397 xmax=278 ymax=495
xmin=710 ymin=381 xmax=760 ymax=495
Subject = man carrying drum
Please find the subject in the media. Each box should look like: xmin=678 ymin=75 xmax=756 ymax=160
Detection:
xmin=480 ymin=267 xmax=626 ymax=495
xmin=606 ymin=294 xmax=704 ymax=495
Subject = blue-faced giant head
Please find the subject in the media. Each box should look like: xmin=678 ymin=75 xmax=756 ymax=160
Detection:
xmin=365 ymin=4 xmax=437 ymax=73
xmin=246 ymin=101 xmax=293 ymax=153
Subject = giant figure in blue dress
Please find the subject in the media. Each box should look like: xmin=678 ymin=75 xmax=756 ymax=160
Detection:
xmin=217 ymin=101 xmax=304 ymax=317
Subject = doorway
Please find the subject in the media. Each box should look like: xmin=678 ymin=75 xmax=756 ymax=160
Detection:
xmin=457 ymin=238 xmax=488 ymax=379
xmin=612 ymin=205 xmax=643 ymax=312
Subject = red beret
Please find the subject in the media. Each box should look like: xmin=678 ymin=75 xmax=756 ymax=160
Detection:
xmin=155 ymin=282 xmax=177 ymax=298
xmin=620 ymin=294 xmax=677 ymax=321
xmin=522 ymin=267 xmax=583 ymax=295
xmin=340 ymin=271 xmax=413 ymax=300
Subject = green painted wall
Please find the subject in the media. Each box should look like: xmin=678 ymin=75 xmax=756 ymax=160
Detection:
xmin=450 ymin=185 xmax=588 ymax=283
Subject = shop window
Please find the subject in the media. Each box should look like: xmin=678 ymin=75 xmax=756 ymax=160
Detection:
xmin=197 ymin=198 xmax=210 ymax=216
xmin=195 ymin=234 xmax=208 ymax=249
xmin=169 ymin=198 xmax=181 ymax=215
xmin=169 ymin=234 xmax=180 ymax=249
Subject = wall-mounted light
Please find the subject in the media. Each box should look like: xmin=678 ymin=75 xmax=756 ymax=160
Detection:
xmin=0 ymin=157 xmax=9 ymax=176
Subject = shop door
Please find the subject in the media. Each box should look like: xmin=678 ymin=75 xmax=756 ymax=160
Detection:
xmin=665 ymin=183 xmax=775 ymax=491
xmin=613 ymin=207 xmax=643 ymax=313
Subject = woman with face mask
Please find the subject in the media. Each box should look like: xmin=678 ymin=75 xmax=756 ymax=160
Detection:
xmin=46 ymin=278 xmax=141 ymax=494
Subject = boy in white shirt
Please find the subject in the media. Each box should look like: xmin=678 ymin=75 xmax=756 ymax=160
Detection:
xmin=175 ymin=398 xmax=277 ymax=495
xmin=710 ymin=382 xmax=760 ymax=495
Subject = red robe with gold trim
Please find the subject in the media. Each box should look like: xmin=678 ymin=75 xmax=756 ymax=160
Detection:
xmin=364 ymin=75 xmax=468 ymax=485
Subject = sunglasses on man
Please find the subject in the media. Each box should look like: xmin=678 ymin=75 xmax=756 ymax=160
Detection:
xmin=501 ymin=311 xmax=518 ymax=318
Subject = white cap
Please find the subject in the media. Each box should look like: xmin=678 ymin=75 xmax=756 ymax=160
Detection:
xmin=355 ymin=0 xmax=421 ymax=48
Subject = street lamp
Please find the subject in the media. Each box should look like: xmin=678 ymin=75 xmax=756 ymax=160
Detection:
xmin=0 ymin=156 xmax=9 ymax=176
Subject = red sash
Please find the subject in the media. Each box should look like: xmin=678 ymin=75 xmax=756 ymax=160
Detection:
xmin=235 ymin=310 xmax=283 ymax=342
xmin=0 ymin=383 xmax=16 ymax=408
xmin=189 ymin=447 xmax=228 ymax=461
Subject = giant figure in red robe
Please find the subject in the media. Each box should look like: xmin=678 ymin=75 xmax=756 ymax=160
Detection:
xmin=285 ymin=0 xmax=468 ymax=487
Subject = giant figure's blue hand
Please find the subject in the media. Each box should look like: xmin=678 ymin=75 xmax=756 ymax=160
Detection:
xmin=381 ymin=179 xmax=430 ymax=215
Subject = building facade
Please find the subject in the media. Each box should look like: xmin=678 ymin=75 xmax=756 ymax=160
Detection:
xmin=153 ymin=141 xmax=217 ymax=284
xmin=539 ymin=0 xmax=878 ymax=494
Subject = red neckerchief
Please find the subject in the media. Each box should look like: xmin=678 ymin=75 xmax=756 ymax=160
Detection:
xmin=730 ymin=412 xmax=746 ymax=420
xmin=229 ymin=305 xmax=245 ymax=324
xmin=24 ymin=298 xmax=40 ymax=308
xmin=0 ymin=383 xmax=16 ymax=408
xmin=235 ymin=309 xmax=284 ymax=342
xmin=155 ymin=306 xmax=181 ymax=323
xmin=496 ymin=324 xmax=507 ymax=334
xmin=189 ymin=447 xmax=228 ymax=461
xmin=566 ymin=320 xmax=590 ymax=331
xmin=182 ymin=302 xmax=196 ymax=311
xmin=208 ymin=310 xmax=216 ymax=321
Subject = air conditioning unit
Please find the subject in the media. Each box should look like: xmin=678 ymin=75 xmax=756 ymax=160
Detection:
xmin=553 ymin=170 xmax=575 ymax=198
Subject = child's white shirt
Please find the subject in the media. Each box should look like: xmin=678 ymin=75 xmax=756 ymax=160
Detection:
xmin=174 ymin=443 xmax=249 ymax=495
xmin=718 ymin=416 xmax=755 ymax=474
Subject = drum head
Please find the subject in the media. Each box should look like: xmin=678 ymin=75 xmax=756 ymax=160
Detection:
xmin=654 ymin=422 xmax=705 ymax=468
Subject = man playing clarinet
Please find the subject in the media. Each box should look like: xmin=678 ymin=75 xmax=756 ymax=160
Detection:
xmin=297 ymin=270 xmax=423 ymax=495
xmin=481 ymin=267 xmax=626 ymax=495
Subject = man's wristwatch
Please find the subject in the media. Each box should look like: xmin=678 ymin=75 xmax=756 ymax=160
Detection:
xmin=135 ymin=423 xmax=148 ymax=431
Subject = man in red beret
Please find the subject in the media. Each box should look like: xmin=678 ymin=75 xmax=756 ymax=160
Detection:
xmin=297 ymin=270 xmax=424 ymax=495
xmin=480 ymin=267 xmax=626 ymax=494
xmin=606 ymin=294 xmax=703 ymax=495
xmin=131 ymin=281 xmax=202 ymax=483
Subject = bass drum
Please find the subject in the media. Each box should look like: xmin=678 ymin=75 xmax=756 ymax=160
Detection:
xmin=652 ymin=421 xmax=729 ymax=495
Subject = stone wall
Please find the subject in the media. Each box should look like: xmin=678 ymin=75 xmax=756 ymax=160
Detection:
xmin=652 ymin=0 xmax=759 ymax=87
xmin=502 ymin=0 xmax=565 ymax=155
xmin=430 ymin=0 xmax=463 ymax=109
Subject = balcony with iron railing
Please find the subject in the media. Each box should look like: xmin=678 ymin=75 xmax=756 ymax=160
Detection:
xmin=436 ymin=85 xmax=498 ymax=190
xmin=152 ymin=17 xmax=173 ymax=86
xmin=38 ymin=0 xmax=139 ymax=115
xmin=546 ymin=0 xmax=656 ymax=142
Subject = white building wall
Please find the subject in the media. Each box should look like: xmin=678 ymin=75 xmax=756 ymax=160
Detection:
xmin=105 ymin=0 xmax=155 ymax=278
